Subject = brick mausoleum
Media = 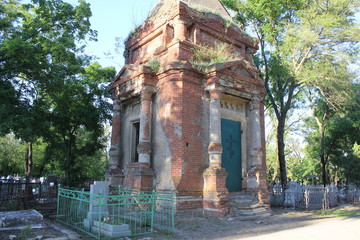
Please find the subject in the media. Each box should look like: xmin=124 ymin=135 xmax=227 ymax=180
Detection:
xmin=106 ymin=0 xmax=269 ymax=216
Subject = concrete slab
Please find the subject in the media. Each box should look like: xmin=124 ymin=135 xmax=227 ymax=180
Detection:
xmin=0 ymin=210 xmax=43 ymax=228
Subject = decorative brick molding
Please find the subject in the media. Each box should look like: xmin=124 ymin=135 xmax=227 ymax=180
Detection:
xmin=124 ymin=163 xmax=154 ymax=191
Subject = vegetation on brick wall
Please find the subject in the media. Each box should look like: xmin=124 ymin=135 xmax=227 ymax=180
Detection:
xmin=146 ymin=58 xmax=161 ymax=73
xmin=191 ymin=42 xmax=237 ymax=73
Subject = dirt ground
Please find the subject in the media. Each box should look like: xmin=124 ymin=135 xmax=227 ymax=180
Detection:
xmin=152 ymin=206 xmax=360 ymax=240
xmin=1 ymin=206 xmax=359 ymax=240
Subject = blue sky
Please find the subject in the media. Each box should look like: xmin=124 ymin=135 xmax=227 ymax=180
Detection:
xmin=70 ymin=0 xmax=158 ymax=71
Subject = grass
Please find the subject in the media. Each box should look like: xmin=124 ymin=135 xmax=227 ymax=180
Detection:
xmin=191 ymin=42 xmax=237 ymax=73
xmin=146 ymin=58 xmax=160 ymax=73
xmin=191 ymin=223 xmax=200 ymax=231
xmin=315 ymin=206 xmax=360 ymax=218
xmin=20 ymin=225 xmax=31 ymax=240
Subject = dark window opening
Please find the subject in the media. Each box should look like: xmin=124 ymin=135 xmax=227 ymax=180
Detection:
xmin=132 ymin=121 xmax=140 ymax=162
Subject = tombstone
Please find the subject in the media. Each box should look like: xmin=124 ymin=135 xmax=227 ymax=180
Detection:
xmin=305 ymin=186 xmax=325 ymax=210
xmin=107 ymin=0 xmax=268 ymax=216
xmin=0 ymin=210 xmax=43 ymax=228
xmin=83 ymin=181 xmax=110 ymax=230
xmin=284 ymin=182 xmax=301 ymax=208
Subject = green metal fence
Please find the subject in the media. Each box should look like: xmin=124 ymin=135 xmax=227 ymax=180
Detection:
xmin=57 ymin=187 xmax=174 ymax=239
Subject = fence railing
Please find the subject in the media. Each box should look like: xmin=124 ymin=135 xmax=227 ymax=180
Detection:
xmin=347 ymin=188 xmax=360 ymax=205
xmin=270 ymin=184 xmax=359 ymax=210
xmin=57 ymin=187 xmax=174 ymax=239
xmin=0 ymin=182 xmax=57 ymax=210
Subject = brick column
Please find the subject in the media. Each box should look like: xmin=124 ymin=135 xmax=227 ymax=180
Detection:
xmin=138 ymin=87 xmax=153 ymax=165
xmin=208 ymin=87 xmax=222 ymax=168
xmin=106 ymin=99 xmax=124 ymax=186
xmin=174 ymin=17 xmax=187 ymax=41
xmin=203 ymin=82 xmax=229 ymax=216
xmin=247 ymin=96 xmax=269 ymax=204
xmin=250 ymin=97 xmax=262 ymax=167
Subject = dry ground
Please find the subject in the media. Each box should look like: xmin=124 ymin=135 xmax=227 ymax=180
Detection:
xmin=151 ymin=206 xmax=360 ymax=240
xmin=1 ymin=205 xmax=359 ymax=240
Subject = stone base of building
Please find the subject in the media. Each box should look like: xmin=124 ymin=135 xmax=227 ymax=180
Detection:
xmin=175 ymin=195 xmax=204 ymax=211
xmin=246 ymin=165 xmax=270 ymax=204
xmin=105 ymin=166 xmax=124 ymax=188
xmin=257 ymin=169 xmax=270 ymax=204
xmin=202 ymin=167 xmax=229 ymax=216
xmin=124 ymin=163 xmax=154 ymax=191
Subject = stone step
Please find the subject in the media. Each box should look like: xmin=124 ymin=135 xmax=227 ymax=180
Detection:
xmin=236 ymin=206 xmax=269 ymax=215
xmin=231 ymin=206 xmax=272 ymax=219
xmin=237 ymin=211 xmax=272 ymax=221
xmin=228 ymin=192 xmax=271 ymax=219
xmin=229 ymin=192 xmax=257 ymax=198
xmin=231 ymin=202 xmax=262 ymax=210
xmin=229 ymin=199 xmax=259 ymax=208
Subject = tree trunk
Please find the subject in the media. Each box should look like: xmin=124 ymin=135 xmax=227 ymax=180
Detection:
xmin=65 ymin=134 xmax=75 ymax=186
xmin=317 ymin=117 xmax=327 ymax=186
xmin=65 ymin=144 xmax=71 ymax=186
xmin=25 ymin=142 xmax=33 ymax=183
xmin=24 ymin=142 xmax=34 ymax=209
xmin=320 ymin=156 xmax=327 ymax=186
xmin=277 ymin=118 xmax=288 ymax=190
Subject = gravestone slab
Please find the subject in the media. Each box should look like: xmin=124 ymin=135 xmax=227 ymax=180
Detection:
xmin=0 ymin=210 xmax=43 ymax=228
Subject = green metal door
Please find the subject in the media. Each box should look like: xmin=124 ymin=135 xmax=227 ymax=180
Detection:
xmin=221 ymin=118 xmax=242 ymax=191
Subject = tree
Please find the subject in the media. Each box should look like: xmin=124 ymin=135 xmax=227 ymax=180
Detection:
xmin=221 ymin=0 xmax=304 ymax=188
xmin=1 ymin=0 xmax=97 ymax=182
xmin=1 ymin=0 xmax=115 ymax=185
xmin=221 ymin=0 xmax=360 ymax=188
xmin=43 ymin=62 xmax=115 ymax=186
xmin=0 ymin=135 xmax=24 ymax=177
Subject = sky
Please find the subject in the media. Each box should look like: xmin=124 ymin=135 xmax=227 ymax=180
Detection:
xmin=68 ymin=0 xmax=158 ymax=71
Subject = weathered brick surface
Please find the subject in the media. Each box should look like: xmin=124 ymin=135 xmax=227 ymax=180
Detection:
xmin=108 ymin=0 xmax=269 ymax=214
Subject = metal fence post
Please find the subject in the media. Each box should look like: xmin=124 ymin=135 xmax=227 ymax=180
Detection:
xmin=98 ymin=190 xmax=102 ymax=240
xmin=56 ymin=184 xmax=61 ymax=222
xmin=171 ymin=190 xmax=175 ymax=231
xmin=151 ymin=190 xmax=155 ymax=233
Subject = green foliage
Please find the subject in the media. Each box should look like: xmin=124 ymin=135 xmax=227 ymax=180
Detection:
xmin=304 ymin=87 xmax=360 ymax=185
xmin=0 ymin=0 xmax=115 ymax=186
xmin=0 ymin=135 xmax=24 ymax=176
xmin=191 ymin=42 xmax=237 ymax=72
xmin=222 ymin=0 xmax=360 ymax=187
xmin=42 ymin=62 xmax=114 ymax=186
xmin=146 ymin=58 xmax=160 ymax=73
xmin=20 ymin=225 xmax=31 ymax=239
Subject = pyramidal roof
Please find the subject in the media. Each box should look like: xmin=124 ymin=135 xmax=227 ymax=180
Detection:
xmin=151 ymin=0 xmax=230 ymax=18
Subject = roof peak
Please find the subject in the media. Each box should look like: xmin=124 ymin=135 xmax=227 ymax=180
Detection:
xmin=153 ymin=0 xmax=230 ymax=18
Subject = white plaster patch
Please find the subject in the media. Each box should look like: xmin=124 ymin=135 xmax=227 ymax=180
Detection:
xmin=174 ymin=123 xmax=182 ymax=137
xmin=246 ymin=176 xmax=259 ymax=190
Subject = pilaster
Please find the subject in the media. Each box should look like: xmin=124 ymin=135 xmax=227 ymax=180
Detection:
xmin=247 ymin=96 xmax=269 ymax=204
xmin=203 ymin=81 xmax=229 ymax=216
xmin=138 ymin=87 xmax=153 ymax=165
xmin=173 ymin=16 xmax=188 ymax=41
xmin=249 ymin=97 xmax=262 ymax=167
xmin=106 ymin=99 xmax=124 ymax=186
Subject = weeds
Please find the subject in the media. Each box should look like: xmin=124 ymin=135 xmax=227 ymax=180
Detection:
xmin=191 ymin=42 xmax=237 ymax=73
xmin=191 ymin=223 xmax=200 ymax=231
xmin=20 ymin=225 xmax=31 ymax=239
xmin=146 ymin=58 xmax=160 ymax=73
